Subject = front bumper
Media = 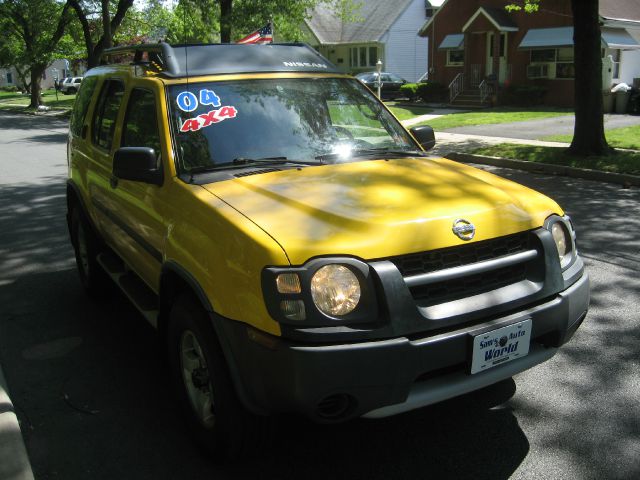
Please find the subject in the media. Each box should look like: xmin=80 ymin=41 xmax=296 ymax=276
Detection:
xmin=218 ymin=271 xmax=589 ymax=422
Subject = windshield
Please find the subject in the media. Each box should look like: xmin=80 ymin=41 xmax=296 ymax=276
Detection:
xmin=167 ymin=77 xmax=418 ymax=172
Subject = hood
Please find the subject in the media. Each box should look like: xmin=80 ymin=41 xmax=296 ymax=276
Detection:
xmin=202 ymin=157 xmax=563 ymax=265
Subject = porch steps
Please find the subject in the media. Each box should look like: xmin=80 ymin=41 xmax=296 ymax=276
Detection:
xmin=450 ymin=89 xmax=489 ymax=109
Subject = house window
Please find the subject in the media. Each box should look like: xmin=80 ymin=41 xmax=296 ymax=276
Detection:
xmin=531 ymin=49 xmax=556 ymax=63
xmin=350 ymin=46 xmax=379 ymax=68
xmin=529 ymin=48 xmax=574 ymax=79
xmin=6 ymin=72 xmax=13 ymax=84
xmin=368 ymin=47 xmax=378 ymax=67
xmin=447 ymin=49 xmax=464 ymax=66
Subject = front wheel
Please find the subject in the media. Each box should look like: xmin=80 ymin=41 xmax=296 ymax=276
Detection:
xmin=167 ymin=294 xmax=266 ymax=459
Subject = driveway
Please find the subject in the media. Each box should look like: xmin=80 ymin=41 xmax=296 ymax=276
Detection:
xmin=0 ymin=111 xmax=638 ymax=479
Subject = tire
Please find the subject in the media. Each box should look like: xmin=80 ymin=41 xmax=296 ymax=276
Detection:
xmin=70 ymin=207 xmax=107 ymax=297
xmin=167 ymin=294 xmax=266 ymax=460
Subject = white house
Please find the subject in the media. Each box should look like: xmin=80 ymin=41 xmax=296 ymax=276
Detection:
xmin=0 ymin=59 xmax=78 ymax=90
xmin=600 ymin=1 xmax=640 ymax=89
xmin=304 ymin=0 xmax=442 ymax=82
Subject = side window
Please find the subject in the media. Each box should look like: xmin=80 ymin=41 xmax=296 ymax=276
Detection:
xmin=92 ymin=80 xmax=125 ymax=150
xmin=121 ymin=88 xmax=162 ymax=160
xmin=69 ymin=76 xmax=97 ymax=137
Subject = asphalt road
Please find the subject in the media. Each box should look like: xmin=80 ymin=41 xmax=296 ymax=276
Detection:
xmin=0 ymin=111 xmax=638 ymax=479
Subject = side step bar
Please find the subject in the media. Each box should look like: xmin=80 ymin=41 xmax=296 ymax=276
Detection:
xmin=97 ymin=251 xmax=159 ymax=328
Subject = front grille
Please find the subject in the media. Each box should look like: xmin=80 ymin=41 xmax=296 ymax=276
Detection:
xmin=389 ymin=231 xmax=532 ymax=278
xmin=388 ymin=231 xmax=536 ymax=307
xmin=410 ymin=263 xmax=528 ymax=305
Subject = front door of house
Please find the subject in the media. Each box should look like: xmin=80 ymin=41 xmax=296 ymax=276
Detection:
xmin=486 ymin=32 xmax=508 ymax=83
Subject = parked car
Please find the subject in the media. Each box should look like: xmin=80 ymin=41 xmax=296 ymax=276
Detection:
xmin=66 ymin=42 xmax=589 ymax=459
xmin=355 ymin=71 xmax=407 ymax=99
xmin=60 ymin=77 xmax=83 ymax=94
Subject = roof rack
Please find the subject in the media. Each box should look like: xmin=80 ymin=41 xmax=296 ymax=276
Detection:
xmin=100 ymin=42 xmax=340 ymax=78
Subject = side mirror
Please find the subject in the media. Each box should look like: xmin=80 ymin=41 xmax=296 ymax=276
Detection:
xmin=113 ymin=147 xmax=163 ymax=186
xmin=410 ymin=125 xmax=436 ymax=151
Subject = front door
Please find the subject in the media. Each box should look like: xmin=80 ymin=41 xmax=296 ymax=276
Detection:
xmin=486 ymin=32 xmax=508 ymax=83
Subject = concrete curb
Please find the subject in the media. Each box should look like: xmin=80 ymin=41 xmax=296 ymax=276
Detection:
xmin=445 ymin=152 xmax=640 ymax=187
xmin=0 ymin=366 xmax=35 ymax=480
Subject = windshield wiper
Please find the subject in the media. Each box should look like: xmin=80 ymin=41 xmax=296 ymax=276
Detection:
xmin=232 ymin=157 xmax=324 ymax=167
xmin=184 ymin=157 xmax=324 ymax=181
xmin=316 ymin=148 xmax=427 ymax=161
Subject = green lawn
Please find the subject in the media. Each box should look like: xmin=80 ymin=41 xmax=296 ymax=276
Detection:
xmin=386 ymin=104 xmax=434 ymax=121
xmin=542 ymin=125 xmax=640 ymax=151
xmin=0 ymin=89 xmax=76 ymax=111
xmin=416 ymin=107 xmax=573 ymax=130
xmin=471 ymin=143 xmax=640 ymax=176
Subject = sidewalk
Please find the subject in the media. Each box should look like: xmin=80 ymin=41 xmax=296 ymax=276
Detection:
xmin=400 ymin=110 xmax=571 ymax=155
xmin=0 ymin=366 xmax=34 ymax=480
xmin=430 ymin=132 xmax=570 ymax=156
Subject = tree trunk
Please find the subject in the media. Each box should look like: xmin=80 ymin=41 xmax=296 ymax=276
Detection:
xmin=28 ymin=65 xmax=45 ymax=109
xmin=568 ymin=0 xmax=611 ymax=156
xmin=102 ymin=0 xmax=112 ymax=50
xmin=220 ymin=0 xmax=233 ymax=43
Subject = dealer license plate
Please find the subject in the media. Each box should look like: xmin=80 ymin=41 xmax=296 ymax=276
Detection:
xmin=470 ymin=319 xmax=532 ymax=374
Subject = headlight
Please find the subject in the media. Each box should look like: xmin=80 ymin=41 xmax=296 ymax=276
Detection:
xmin=551 ymin=223 xmax=569 ymax=258
xmin=311 ymin=265 xmax=361 ymax=316
xmin=546 ymin=216 xmax=574 ymax=269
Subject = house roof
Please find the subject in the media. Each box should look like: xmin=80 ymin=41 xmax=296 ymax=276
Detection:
xmin=599 ymin=0 xmax=640 ymax=24
xmin=306 ymin=0 xmax=415 ymax=44
xmin=420 ymin=0 xmax=640 ymax=37
xmin=462 ymin=6 xmax=518 ymax=33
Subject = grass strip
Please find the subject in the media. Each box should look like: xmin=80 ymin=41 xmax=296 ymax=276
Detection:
xmin=471 ymin=143 xmax=640 ymax=176
xmin=542 ymin=125 xmax=640 ymax=151
xmin=0 ymin=89 xmax=76 ymax=110
xmin=387 ymin=104 xmax=434 ymax=121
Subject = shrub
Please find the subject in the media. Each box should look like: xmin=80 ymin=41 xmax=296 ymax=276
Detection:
xmin=400 ymin=83 xmax=419 ymax=100
xmin=416 ymin=82 xmax=448 ymax=102
xmin=1 ymin=85 xmax=19 ymax=92
xmin=499 ymin=84 xmax=547 ymax=106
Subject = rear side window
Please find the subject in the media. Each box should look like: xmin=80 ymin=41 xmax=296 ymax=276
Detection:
xmin=69 ymin=76 xmax=97 ymax=137
xmin=122 ymin=88 xmax=162 ymax=160
xmin=92 ymin=80 xmax=125 ymax=150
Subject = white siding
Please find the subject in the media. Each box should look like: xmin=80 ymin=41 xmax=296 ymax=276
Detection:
xmin=619 ymin=28 xmax=640 ymax=87
xmin=382 ymin=0 xmax=428 ymax=82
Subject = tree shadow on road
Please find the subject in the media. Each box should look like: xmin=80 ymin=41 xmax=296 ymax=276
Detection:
xmin=470 ymin=165 xmax=640 ymax=479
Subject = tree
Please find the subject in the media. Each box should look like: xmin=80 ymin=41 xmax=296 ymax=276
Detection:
xmin=180 ymin=0 xmax=357 ymax=44
xmin=507 ymin=0 xmax=612 ymax=156
xmin=67 ymin=0 xmax=136 ymax=68
xmin=0 ymin=0 xmax=73 ymax=108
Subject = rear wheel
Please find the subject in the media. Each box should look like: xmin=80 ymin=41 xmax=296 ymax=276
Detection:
xmin=70 ymin=207 xmax=107 ymax=297
xmin=167 ymin=294 xmax=265 ymax=459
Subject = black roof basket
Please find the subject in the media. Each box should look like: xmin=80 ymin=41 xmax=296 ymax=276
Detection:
xmin=100 ymin=42 xmax=340 ymax=78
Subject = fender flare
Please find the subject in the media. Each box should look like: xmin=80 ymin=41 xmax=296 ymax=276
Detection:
xmin=159 ymin=261 xmax=267 ymax=415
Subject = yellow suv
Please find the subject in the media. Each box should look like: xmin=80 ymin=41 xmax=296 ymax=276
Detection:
xmin=67 ymin=43 xmax=589 ymax=458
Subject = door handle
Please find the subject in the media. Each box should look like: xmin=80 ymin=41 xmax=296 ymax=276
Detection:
xmin=109 ymin=175 xmax=118 ymax=189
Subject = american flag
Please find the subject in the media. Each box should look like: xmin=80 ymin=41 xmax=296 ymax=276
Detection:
xmin=236 ymin=23 xmax=273 ymax=44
